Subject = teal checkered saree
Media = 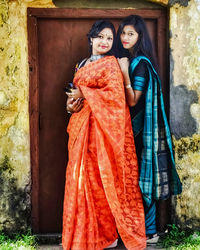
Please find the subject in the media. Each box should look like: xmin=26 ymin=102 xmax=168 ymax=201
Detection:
xmin=129 ymin=56 xmax=182 ymax=207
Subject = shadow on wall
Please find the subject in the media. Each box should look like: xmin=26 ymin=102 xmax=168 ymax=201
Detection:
xmin=52 ymin=0 xmax=163 ymax=8
xmin=170 ymin=85 xmax=198 ymax=139
xmin=0 ymin=156 xmax=31 ymax=233
xmin=169 ymin=0 xmax=190 ymax=7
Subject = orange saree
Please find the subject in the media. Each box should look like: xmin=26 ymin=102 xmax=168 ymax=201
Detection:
xmin=62 ymin=56 xmax=146 ymax=250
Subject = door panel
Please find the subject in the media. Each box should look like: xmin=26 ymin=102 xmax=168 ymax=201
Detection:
xmin=28 ymin=8 xmax=167 ymax=233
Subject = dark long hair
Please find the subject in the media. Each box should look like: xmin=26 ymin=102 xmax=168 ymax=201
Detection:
xmin=87 ymin=20 xmax=116 ymax=56
xmin=116 ymin=15 xmax=158 ymax=70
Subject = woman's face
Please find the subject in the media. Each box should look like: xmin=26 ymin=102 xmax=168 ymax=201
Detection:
xmin=120 ymin=25 xmax=139 ymax=50
xmin=91 ymin=28 xmax=114 ymax=55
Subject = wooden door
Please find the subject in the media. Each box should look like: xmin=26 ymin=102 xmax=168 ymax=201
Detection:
xmin=28 ymin=8 xmax=168 ymax=233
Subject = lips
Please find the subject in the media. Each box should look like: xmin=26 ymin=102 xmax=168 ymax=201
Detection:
xmin=122 ymin=41 xmax=129 ymax=45
xmin=100 ymin=46 xmax=108 ymax=49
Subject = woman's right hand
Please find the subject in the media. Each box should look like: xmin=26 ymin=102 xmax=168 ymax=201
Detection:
xmin=66 ymin=97 xmax=83 ymax=113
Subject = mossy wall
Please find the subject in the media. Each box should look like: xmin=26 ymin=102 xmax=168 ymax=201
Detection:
xmin=0 ymin=0 xmax=199 ymax=232
xmin=0 ymin=0 xmax=54 ymax=232
xmin=169 ymin=0 xmax=200 ymax=229
xmin=172 ymin=135 xmax=200 ymax=229
xmin=53 ymin=0 xmax=162 ymax=8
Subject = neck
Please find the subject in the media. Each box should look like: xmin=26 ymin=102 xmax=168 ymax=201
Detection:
xmin=89 ymin=54 xmax=105 ymax=62
xmin=128 ymin=47 xmax=134 ymax=56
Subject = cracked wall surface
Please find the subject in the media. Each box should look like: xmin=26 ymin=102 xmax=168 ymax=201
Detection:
xmin=53 ymin=0 xmax=163 ymax=8
xmin=147 ymin=0 xmax=191 ymax=6
xmin=170 ymin=0 xmax=200 ymax=230
xmin=0 ymin=0 xmax=199 ymax=232
xmin=0 ymin=0 xmax=54 ymax=232
xmin=172 ymin=135 xmax=200 ymax=229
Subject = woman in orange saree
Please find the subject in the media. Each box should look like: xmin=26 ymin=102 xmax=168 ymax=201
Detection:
xmin=62 ymin=20 xmax=146 ymax=250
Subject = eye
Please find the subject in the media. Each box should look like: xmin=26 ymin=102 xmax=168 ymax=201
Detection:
xmin=108 ymin=37 xmax=113 ymax=41
xmin=97 ymin=35 xmax=103 ymax=39
xmin=128 ymin=33 xmax=134 ymax=36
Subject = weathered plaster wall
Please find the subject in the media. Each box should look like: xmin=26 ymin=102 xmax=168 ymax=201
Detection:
xmin=53 ymin=0 xmax=162 ymax=9
xmin=0 ymin=0 xmax=199 ymax=232
xmin=0 ymin=0 xmax=55 ymax=232
xmin=147 ymin=0 xmax=190 ymax=7
xmin=169 ymin=0 xmax=200 ymax=229
xmin=147 ymin=0 xmax=168 ymax=5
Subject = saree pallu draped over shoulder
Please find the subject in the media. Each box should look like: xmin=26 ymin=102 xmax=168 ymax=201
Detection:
xmin=62 ymin=56 xmax=146 ymax=250
xmin=129 ymin=56 xmax=182 ymax=207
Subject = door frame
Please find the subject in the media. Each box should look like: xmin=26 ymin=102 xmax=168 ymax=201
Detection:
xmin=27 ymin=7 xmax=168 ymax=233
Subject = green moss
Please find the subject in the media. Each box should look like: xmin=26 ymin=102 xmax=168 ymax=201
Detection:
xmin=0 ymin=0 xmax=9 ymax=27
xmin=0 ymin=12 xmax=8 ymax=27
xmin=53 ymin=0 xmax=163 ymax=8
xmin=0 ymin=155 xmax=13 ymax=175
xmin=169 ymin=0 xmax=190 ymax=7
xmin=173 ymin=135 xmax=200 ymax=160
xmin=5 ymin=65 xmax=10 ymax=76
xmin=5 ymin=64 xmax=19 ymax=77
xmin=13 ymin=65 xmax=18 ymax=73
xmin=0 ymin=156 xmax=31 ymax=233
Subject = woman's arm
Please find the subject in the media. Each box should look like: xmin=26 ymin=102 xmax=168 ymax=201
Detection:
xmin=65 ymin=87 xmax=84 ymax=100
xmin=118 ymin=57 xmax=143 ymax=107
xmin=65 ymin=58 xmax=86 ymax=109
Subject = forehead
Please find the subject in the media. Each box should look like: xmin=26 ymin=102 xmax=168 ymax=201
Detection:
xmin=99 ymin=28 xmax=113 ymax=36
xmin=122 ymin=25 xmax=137 ymax=33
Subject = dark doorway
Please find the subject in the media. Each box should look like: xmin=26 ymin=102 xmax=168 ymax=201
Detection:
xmin=28 ymin=8 xmax=168 ymax=233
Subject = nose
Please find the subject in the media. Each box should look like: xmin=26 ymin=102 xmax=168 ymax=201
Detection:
xmin=102 ymin=37 xmax=108 ymax=44
xmin=122 ymin=34 xmax=128 ymax=40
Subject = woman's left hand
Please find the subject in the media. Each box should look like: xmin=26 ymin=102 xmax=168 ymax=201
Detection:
xmin=65 ymin=87 xmax=84 ymax=100
xmin=117 ymin=57 xmax=129 ymax=74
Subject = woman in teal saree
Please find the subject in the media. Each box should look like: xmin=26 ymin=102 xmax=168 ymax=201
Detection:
xmin=117 ymin=15 xmax=182 ymax=242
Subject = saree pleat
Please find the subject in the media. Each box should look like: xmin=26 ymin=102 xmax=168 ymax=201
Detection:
xmin=62 ymin=56 xmax=146 ymax=250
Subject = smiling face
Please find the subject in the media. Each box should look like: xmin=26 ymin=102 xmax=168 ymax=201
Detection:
xmin=120 ymin=25 xmax=139 ymax=50
xmin=91 ymin=28 xmax=114 ymax=55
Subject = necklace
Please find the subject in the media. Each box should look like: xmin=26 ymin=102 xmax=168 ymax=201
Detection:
xmin=89 ymin=54 xmax=105 ymax=62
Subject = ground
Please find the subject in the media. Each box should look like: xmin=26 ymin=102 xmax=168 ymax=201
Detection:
xmin=38 ymin=242 xmax=164 ymax=249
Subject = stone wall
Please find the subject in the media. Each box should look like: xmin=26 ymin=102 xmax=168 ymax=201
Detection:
xmin=149 ymin=0 xmax=200 ymax=230
xmin=0 ymin=0 xmax=54 ymax=233
xmin=0 ymin=0 xmax=199 ymax=232
xmin=53 ymin=0 xmax=162 ymax=8
xmin=169 ymin=0 xmax=200 ymax=229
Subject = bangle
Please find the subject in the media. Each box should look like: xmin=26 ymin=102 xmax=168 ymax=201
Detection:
xmin=125 ymin=84 xmax=132 ymax=89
